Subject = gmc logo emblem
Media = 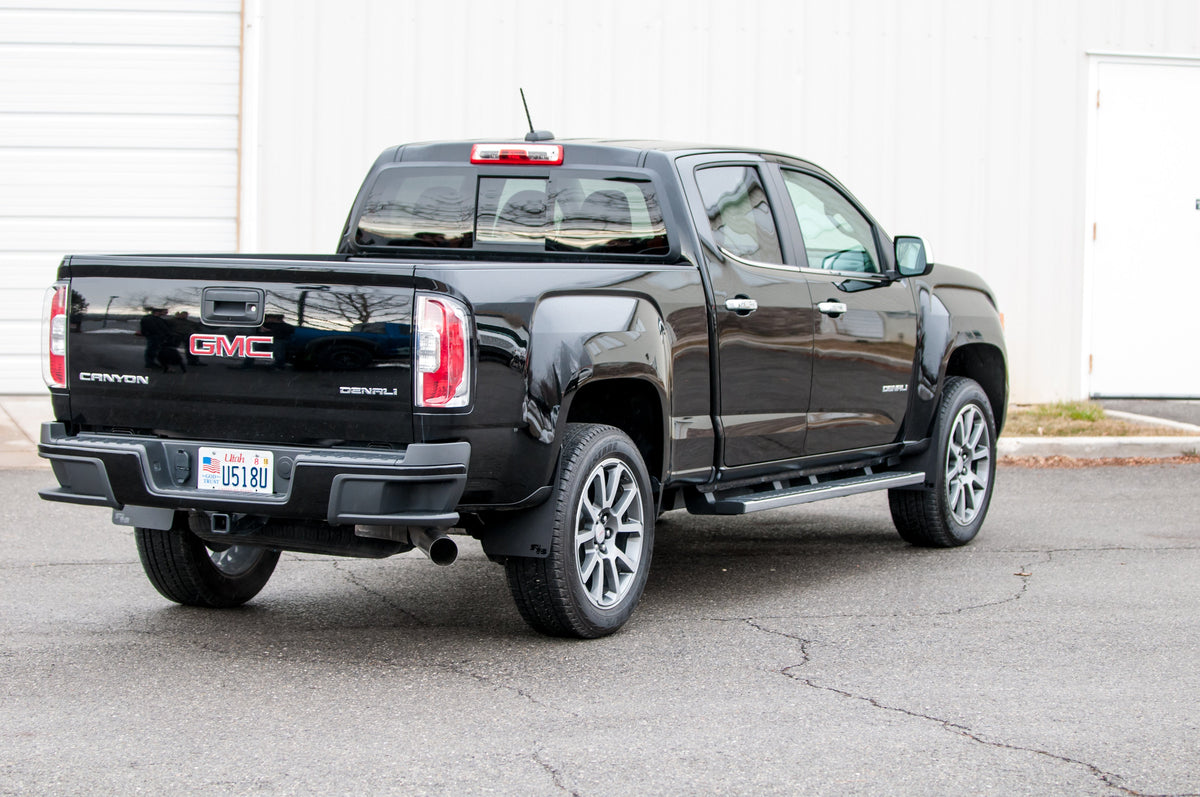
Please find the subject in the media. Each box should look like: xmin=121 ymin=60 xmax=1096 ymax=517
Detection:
xmin=189 ymin=333 xmax=274 ymax=359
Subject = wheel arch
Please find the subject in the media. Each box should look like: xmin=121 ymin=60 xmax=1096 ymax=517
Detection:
xmin=944 ymin=343 xmax=1008 ymax=434
xmin=564 ymin=376 xmax=667 ymax=490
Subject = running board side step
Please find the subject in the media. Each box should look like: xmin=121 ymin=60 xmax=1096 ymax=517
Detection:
xmin=686 ymin=470 xmax=926 ymax=515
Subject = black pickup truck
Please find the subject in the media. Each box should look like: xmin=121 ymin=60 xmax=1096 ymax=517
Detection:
xmin=39 ymin=137 xmax=1007 ymax=637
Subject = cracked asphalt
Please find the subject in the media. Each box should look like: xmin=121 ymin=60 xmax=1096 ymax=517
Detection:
xmin=3 ymin=464 xmax=1198 ymax=796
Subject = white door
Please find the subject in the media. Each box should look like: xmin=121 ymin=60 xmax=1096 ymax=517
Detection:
xmin=1089 ymin=59 xmax=1200 ymax=398
xmin=0 ymin=2 xmax=242 ymax=393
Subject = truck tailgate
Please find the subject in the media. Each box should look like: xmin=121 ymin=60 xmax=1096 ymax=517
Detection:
xmin=61 ymin=256 xmax=417 ymax=446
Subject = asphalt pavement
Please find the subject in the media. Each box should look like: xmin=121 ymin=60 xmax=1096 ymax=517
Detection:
xmin=3 ymin=463 xmax=1199 ymax=794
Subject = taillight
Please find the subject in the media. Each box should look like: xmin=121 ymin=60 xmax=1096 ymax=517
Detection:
xmin=42 ymin=282 xmax=69 ymax=389
xmin=470 ymin=143 xmax=563 ymax=165
xmin=415 ymin=294 xmax=471 ymax=408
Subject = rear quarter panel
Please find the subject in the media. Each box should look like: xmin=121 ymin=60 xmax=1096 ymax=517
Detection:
xmin=413 ymin=262 xmax=711 ymax=507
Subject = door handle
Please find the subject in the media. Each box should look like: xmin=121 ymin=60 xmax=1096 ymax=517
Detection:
xmin=817 ymin=301 xmax=848 ymax=316
xmin=725 ymin=297 xmax=758 ymax=314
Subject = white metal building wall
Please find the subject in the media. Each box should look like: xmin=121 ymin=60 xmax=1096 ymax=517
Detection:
xmin=0 ymin=0 xmax=241 ymax=393
xmin=3 ymin=2 xmax=1196 ymax=400
xmin=243 ymin=0 xmax=1200 ymax=404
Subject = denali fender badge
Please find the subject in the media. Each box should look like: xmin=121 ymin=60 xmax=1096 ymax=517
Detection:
xmin=79 ymin=372 xmax=150 ymax=384
xmin=882 ymin=384 xmax=908 ymax=393
xmin=339 ymin=386 xmax=398 ymax=396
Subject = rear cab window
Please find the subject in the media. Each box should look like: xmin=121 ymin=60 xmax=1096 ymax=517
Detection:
xmin=354 ymin=164 xmax=670 ymax=258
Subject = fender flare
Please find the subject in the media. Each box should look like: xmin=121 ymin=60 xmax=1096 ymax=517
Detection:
xmin=479 ymin=293 xmax=672 ymax=559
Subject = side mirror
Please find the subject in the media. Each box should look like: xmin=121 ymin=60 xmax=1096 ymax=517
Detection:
xmin=895 ymin=236 xmax=932 ymax=277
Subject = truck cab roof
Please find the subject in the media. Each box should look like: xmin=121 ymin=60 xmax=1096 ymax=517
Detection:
xmin=377 ymin=138 xmax=826 ymax=171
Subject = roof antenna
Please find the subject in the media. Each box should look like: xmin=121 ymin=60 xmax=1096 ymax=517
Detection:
xmin=520 ymin=89 xmax=554 ymax=142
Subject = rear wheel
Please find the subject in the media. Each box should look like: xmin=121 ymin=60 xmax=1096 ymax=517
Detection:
xmin=506 ymin=424 xmax=654 ymax=638
xmin=135 ymin=517 xmax=279 ymax=608
xmin=889 ymin=376 xmax=996 ymax=547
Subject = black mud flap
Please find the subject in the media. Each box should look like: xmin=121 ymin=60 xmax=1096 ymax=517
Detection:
xmin=476 ymin=485 xmax=556 ymax=559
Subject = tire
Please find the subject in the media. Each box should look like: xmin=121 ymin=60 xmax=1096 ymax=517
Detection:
xmin=135 ymin=517 xmax=280 ymax=608
xmin=889 ymin=376 xmax=997 ymax=547
xmin=505 ymin=424 xmax=654 ymax=638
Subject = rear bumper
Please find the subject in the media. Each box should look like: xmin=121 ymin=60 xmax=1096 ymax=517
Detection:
xmin=37 ymin=422 xmax=469 ymax=528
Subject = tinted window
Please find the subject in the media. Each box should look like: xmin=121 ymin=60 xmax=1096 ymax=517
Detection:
xmin=477 ymin=177 xmax=549 ymax=243
xmin=548 ymin=178 xmax=668 ymax=255
xmin=356 ymin=168 xmax=473 ymax=248
xmin=354 ymin=168 xmax=668 ymax=257
xmin=782 ymin=170 xmax=879 ymax=273
xmin=695 ymin=165 xmax=783 ymax=264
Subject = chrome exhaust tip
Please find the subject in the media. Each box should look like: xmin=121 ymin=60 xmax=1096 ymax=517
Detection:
xmin=408 ymin=527 xmax=458 ymax=566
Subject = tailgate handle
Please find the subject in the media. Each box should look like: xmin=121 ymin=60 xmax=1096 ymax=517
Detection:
xmin=201 ymin=287 xmax=265 ymax=326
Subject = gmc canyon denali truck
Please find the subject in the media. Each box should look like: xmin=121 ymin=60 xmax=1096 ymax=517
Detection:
xmin=39 ymin=137 xmax=1007 ymax=638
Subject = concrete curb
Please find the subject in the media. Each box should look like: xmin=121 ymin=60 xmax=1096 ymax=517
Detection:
xmin=1000 ymin=436 xmax=1200 ymax=459
xmin=1102 ymin=409 xmax=1200 ymax=433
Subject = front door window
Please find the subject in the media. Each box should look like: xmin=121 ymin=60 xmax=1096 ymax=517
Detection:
xmin=782 ymin=170 xmax=879 ymax=274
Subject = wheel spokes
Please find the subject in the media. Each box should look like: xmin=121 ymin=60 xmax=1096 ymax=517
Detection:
xmin=574 ymin=457 xmax=645 ymax=609
xmin=579 ymin=549 xmax=600 ymax=581
xmin=944 ymin=403 xmax=993 ymax=526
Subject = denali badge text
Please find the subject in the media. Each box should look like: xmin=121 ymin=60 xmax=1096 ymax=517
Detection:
xmin=882 ymin=384 xmax=908 ymax=393
xmin=340 ymin=386 xmax=398 ymax=396
xmin=79 ymin=372 xmax=149 ymax=384
xmin=190 ymin=333 xmax=273 ymax=359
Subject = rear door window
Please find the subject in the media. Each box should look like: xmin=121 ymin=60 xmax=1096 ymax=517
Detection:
xmin=694 ymin=165 xmax=783 ymax=265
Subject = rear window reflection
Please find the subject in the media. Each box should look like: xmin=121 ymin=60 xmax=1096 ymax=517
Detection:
xmin=477 ymin=178 xmax=549 ymax=243
xmin=549 ymin=179 xmax=668 ymax=255
xmin=355 ymin=168 xmax=668 ymax=257
xmin=356 ymin=169 xmax=474 ymax=248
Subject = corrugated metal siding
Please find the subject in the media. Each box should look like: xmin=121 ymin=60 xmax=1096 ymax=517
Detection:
xmin=244 ymin=0 xmax=1200 ymax=403
xmin=0 ymin=0 xmax=241 ymax=393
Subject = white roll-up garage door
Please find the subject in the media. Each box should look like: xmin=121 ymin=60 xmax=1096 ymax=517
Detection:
xmin=0 ymin=1 xmax=242 ymax=393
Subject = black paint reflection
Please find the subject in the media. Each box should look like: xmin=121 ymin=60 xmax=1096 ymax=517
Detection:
xmin=65 ymin=276 xmax=415 ymax=445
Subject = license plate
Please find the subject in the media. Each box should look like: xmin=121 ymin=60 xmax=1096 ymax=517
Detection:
xmin=197 ymin=447 xmax=274 ymax=495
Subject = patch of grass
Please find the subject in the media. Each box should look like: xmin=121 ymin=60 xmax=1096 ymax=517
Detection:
xmin=1043 ymin=400 xmax=1106 ymax=422
xmin=1004 ymin=401 xmax=1193 ymax=437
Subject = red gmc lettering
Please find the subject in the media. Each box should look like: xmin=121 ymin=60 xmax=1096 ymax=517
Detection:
xmin=189 ymin=334 xmax=274 ymax=359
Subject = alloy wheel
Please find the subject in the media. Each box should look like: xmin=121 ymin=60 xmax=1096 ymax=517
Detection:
xmin=944 ymin=403 xmax=992 ymax=526
xmin=573 ymin=457 xmax=646 ymax=609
